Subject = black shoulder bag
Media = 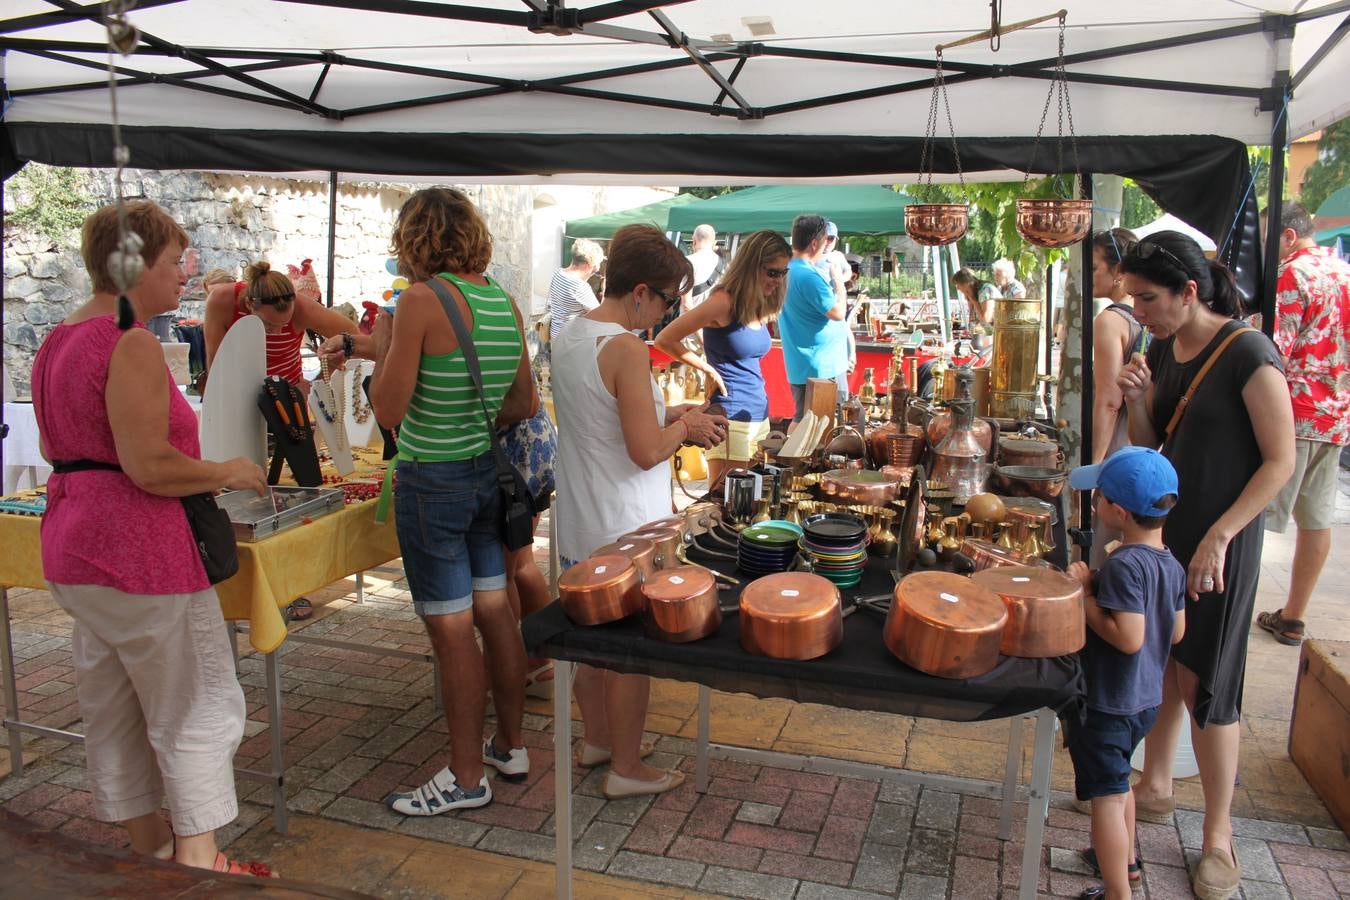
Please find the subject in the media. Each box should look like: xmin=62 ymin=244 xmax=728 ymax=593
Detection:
xmin=48 ymin=459 xmax=239 ymax=584
xmin=424 ymin=277 xmax=535 ymax=551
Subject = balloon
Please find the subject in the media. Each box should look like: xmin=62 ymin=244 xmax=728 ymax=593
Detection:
xmin=391 ymin=276 xmax=409 ymax=291
xmin=382 ymin=289 xmax=394 ymax=301
xmin=385 ymin=258 xmax=399 ymax=276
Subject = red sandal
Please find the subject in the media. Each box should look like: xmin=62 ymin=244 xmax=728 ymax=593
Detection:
xmin=212 ymin=852 xmax=279 ymax=878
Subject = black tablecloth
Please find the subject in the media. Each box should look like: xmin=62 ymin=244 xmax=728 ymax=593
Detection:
xmin=523 ymin=549 xmax=1085 ymax=724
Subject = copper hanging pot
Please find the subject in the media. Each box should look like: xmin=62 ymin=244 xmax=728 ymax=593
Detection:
xmin=739 ymin=572 xmax=843 ymax=660
xmin=592 ymin=537 xmax=657 ymax=580
xmin=905 ymin=204 xmax=969 ymax=246
xmin=621 ymin=527 xmax=682 ymax=570
xmin=884 ymin=571 xmax=1008 ymax=678
xmin=972 ymin=566 xmax=1084 ymax=657
xmin=642 ymin=565 xmax=722 ymax=643
xmin=1016 ymin=198 xmax=1093 ymax=249
xmin=558 ymin=554 xmax=644 ymax=625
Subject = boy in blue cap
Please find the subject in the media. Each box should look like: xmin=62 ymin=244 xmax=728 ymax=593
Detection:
xmin=1066 ymin=447 xmax=1188 ymax=900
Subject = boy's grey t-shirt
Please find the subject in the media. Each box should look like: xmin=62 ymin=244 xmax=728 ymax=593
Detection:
xmin=1083 ymin=544 xmax=1187 ymax=715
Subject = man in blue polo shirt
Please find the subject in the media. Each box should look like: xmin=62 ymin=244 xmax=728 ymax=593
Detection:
xmin=779 ymin=213 xmax=849 ymax=420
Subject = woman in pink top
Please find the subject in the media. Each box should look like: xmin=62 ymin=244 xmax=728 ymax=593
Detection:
xmin=32 ymin=201 xmax=272 ymax=876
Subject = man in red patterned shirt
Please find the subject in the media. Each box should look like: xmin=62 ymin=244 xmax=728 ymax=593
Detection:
xmin=1258 ymin=202 xmax=1350 ymax=646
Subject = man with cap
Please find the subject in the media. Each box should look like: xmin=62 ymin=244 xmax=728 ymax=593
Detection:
xmin=1065 ymin=447 xmax=1187 ymax=900
xmin=816 ymin=221 xmax=850 ymax=304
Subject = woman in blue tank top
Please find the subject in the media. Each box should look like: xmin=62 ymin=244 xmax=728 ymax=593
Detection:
xmin=656 ymin=230 xmax=791 ymax=485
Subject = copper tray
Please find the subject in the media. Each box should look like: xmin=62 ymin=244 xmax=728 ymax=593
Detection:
xmin=593 ymin=537 xmax=657 ymax=580
xmin=621 ymin=527 xmax=682 ymax=570
xmin=971 ymin=566 xmax=1084 ymax=658
xmin=558 ymin=554 xmax=644 ymax=625
xmin=642 ymin=565 xmax=721 ymax=643
xmin=884 ymin=571 xmax=1008 ymax=678
xmin=739 ymin=572 xmax=843 ymax=660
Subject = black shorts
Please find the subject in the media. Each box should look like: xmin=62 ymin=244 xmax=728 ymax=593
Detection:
xmin=1068 ymin=706 xmax=1159 ymax=801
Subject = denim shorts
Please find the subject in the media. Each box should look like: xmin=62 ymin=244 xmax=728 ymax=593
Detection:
xmin=1068 ymin=705 xmax=1159 ymax=801
xmin=395 ymin=454 xmax=507 ymax=617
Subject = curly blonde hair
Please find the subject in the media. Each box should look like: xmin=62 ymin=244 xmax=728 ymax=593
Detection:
xmin=391 ymin=187 xmax=492 ymax=281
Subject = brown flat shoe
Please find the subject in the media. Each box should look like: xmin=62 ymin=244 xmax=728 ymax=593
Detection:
xmin=1131 ymin=789 xmax=1175 ymax=823
xmin=1193 ymin=846 xmax=1240 ymax=900
xmin=577 ymin=740 xmax=655 ymax=768
xmin=1256 ymin=609 xmax=1304 ymax=646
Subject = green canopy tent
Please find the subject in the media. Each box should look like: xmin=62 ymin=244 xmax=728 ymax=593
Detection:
xmin=666 ymin=184 xmax=914 ymax=236
xmin=1315 ymin=223 xmax=1350 ymax=251
xmin=1314 ymin=184 xmax=1350 ymax=220
xmin=563 ymin=193 xmax=701 ymax=240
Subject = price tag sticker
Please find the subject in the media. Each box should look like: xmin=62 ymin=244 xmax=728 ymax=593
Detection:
xmin=782 ymin=589 xmax=800 ymax=597
xmin=620 ymin=544 xmax=635 ymax=551
xmin=939 ymin=592 xmax=960 ymax=603
xmin=595 ymin=565 xmax=607 ymax=575
xmin=670 ymin=575 xmax=685 ymax=585
xmin=1012 ymin=576 xmax=1031 ymax=583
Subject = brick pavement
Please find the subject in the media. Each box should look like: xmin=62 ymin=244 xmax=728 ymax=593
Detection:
xmin=3 ymin=501 xmax=1350 ymax=898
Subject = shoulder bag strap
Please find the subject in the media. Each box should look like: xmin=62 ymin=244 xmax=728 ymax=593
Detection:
xmin=1163 ymin=325 xmax=1257 ymax=443
xmin=423 ymin=277 xmax=520 ymax=495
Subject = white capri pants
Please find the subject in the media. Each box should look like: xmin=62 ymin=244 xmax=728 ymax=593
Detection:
xmin=49 ymin=583 xmax=246 ymax=836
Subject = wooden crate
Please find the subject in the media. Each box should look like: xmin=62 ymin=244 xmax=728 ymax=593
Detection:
xmin=1289 ymin=638 xmax=1350 ymax=834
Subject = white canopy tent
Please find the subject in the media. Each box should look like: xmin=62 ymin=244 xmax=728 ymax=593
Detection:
xmin=1135 ymin=213 xmax=1220 ymax=252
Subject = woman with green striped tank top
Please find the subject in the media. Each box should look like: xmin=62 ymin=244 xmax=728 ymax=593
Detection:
xmin=326 ymin=188 xmax=538 ymax=816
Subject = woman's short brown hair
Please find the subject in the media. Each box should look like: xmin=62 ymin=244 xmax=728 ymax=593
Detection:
xmin=81 ymin=200 xmax=190 ymax=294
xmin=391 ymin=187 xmax=492 ymax=281
xmin=242 ymin=261 xmax=295 ymax=309
xmin=603 ymin=224 xmax=692 ymax=299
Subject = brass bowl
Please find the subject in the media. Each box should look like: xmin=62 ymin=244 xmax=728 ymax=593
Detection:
xmin=1015 ymin=198 xmax=1093 ymax=249
xmin=905 ymin=203 xmax=970 ymax=247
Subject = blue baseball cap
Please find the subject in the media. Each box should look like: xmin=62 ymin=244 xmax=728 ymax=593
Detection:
xmin=1069 ymin=447 xmax=1179 ymax=517
xmin=824 ymin=221 xmax=839 ymax=238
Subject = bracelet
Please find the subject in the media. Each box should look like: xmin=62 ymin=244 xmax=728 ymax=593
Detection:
xmin=342 ymin=333 xmax=355 ymax=358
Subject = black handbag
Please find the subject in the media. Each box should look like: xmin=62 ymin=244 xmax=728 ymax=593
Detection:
xmin=49 ymin=459 xmax=240 ymax=584
xmin=424 ymin=276 xmax=535 ymax=551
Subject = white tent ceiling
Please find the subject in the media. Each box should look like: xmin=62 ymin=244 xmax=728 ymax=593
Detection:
xmin=2 ymin=1 xmax=1347 ymax=184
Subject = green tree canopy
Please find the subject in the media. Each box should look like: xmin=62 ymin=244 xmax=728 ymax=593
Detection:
xmin=1301 ymin=119 xmax=1350 ymax=214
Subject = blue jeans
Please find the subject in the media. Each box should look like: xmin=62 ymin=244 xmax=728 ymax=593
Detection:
xmin=395 ymin=454 xmax=507 ymax=617
xmin=1068 ymin=706 xmax=1159 ymax=801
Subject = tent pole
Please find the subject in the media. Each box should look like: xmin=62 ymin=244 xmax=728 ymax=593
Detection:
xmin=326 ymin=171 xmax=338 ymax=308
xmin=1259 ymin=95 xmax=1289 ymax=341
xmin=1080 ymin=175 xmax=1094 ymax=469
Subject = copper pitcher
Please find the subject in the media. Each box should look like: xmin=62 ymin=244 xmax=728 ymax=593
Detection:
xmin=972 ymin=566 xmax=1084 ymax=657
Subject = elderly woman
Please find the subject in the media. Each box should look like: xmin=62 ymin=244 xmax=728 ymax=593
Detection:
xmin=554 ymin=224 xmax=728 ymax=799
xmin=655 ymin=229 xmax=791 ymax=486
xmin=329 ymin=187 xmax=538 ymax=815
xmin=1088 ymin=228 xmax=1143 ymax=565
xmin=992 ymin=257 xmax=1027 ymax=299
xmin=1116 ymin=231 xmax=1294 ymax=900
xmin=952 ymin=267 xmax=1000 ymax=328
xmin=32 ymin=201 xmax=270 ymax=875
xmin=203 ymin=258 xmax=357 ymax=393
xmin=548 ymin=237 xmax=604 ymax=341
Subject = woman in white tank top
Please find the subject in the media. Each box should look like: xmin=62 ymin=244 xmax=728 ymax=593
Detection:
xmin=552 ymin=225 xmax=729 ymax=799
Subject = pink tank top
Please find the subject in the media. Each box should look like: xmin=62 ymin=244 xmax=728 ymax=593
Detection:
xmin=230 ymin=283 xmax=305 ymax=385
xmin=32 ymin=317 xmax=209 ymax=594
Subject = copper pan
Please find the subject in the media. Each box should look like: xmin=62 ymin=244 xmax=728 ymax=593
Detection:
xmin=622 ymin=527 xmax=682 ymax=569
xmin=593 ymin=537 xmax=657 ymax=580
xmin=739 ymin=572 xmax=842 ymax=660
xmin=884 ymin=571 xmax=1008 ymax=678
xmin=960 ymin=539 xmax=1058 ymax=572
xmin=639 ymin=515 xmax=689 ymax=538
xmin=998 ymin=438 xmax=1062 ymax=469
xmin=559 ymin=554 xmax=644 ymax=625
xmin=820 ymin=469 xmax=903 ymax=506
xmin=642 ymin=565 xmax=722 ymax=642
xmin=972 ymin=566 xmax=1084 ymax=657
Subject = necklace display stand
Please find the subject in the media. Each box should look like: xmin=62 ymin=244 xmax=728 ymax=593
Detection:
xmin=342 ymin=359 xmax=377 ymax=449
xmin=199 ymin=315 xmax=267 ymax=468
xmin=311 ymin=372 xmax=355 ymax=477
xmin=257 ymin=377 xmax=322 ymax=486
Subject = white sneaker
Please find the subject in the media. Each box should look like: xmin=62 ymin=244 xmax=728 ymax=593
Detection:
xmin=386 ymin=767 xmax=491 ymax=816
xmin=482 ymin=738 xmax=530 ymax=782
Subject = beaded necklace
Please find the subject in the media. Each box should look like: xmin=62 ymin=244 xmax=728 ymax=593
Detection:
xmin=263 ymin=376 xmax=311 ymax=443
xmin=314 ymin=357 xmax=338 ymax=424
xmin=350 ymin=362 xmax=372 ymax=424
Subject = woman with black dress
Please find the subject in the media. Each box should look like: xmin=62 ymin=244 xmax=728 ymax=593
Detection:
xmin=1116 ymin=231 xmax=1294 ymax=900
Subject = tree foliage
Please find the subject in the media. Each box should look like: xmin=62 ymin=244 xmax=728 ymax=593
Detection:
xmin=1300 ymin=119 xmax=1350 ymax=214
xmin=7 ymin=164 xmax=92 ymax=245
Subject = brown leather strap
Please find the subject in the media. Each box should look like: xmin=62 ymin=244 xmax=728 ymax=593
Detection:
xmin=1164 ymin=326 xmax=1257 ymax=442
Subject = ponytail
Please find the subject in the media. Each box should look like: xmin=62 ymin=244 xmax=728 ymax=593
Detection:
xmin=1204 ymin=259 xmax=1242 ymax=319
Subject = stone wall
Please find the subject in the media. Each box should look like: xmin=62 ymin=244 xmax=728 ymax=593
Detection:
xmin=3 ymin=166 xmax=534 ymax=394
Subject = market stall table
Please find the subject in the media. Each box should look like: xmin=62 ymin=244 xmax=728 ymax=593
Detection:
xmin=523 ymin=550 xmax=1084 ymax=900
xmin=0 ymin=491 xmax=401 ymax=833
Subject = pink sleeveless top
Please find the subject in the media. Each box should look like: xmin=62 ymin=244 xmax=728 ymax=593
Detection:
xmin=32 ymin=317 xmax=209 ymax=594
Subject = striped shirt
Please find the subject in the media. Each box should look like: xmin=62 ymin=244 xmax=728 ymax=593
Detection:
xmin=548 ymin=269 xmax=599 ymax=340
xmin=397 ymin=272 xmax=523 ymax=462
xmin=230 ymin=283 xmax=305 ymax=385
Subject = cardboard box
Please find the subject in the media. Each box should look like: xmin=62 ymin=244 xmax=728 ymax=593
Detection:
xmin=1289 ymin=638 xmax=1350 ymax=834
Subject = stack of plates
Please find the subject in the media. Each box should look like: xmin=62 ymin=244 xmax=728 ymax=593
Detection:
xmin=801 ymin=513 xmax=869 ymax=588
xmin=737 ymin=520 xmax=804 ymax=577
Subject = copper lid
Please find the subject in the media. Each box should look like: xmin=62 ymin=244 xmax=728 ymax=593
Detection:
xmin=740 ymin=572 xmax=841 ymax=623
xmin=642 ymin=565 xmax=716 ymax=602
xmin=971 ymin=566 xmax=1079 ymax=601
xmin=893 ymin=571 xmax=1007 ymax=634
xmin=593 ymin=538 xmax=656 ymax=566
xmin=559 ymin=554 xmax=637 ymax=592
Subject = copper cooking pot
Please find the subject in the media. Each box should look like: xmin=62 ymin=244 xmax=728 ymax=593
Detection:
xmin=642 ymin=565 xmax=721 ymax=642
xmin=972 ymin=566 xmax=1084 ymax=658
xmin=638 ymin=515 xmax=689 ymax=538
xmin=593 ymin=537 xmax=657 ymax=580
xmin=558 ymin=554 xmax=644 ymax=625
xmin=884 ymin=571 xmax=1008 ymax=678
xmin=820 ymin=469 xmax=903 ymax=506
xmin=960 ymin=539 xmax=1058 ymax=572
xmin=739 ymin=572 xmax=843 ymax=660
xmin=998 ymin=437 xmax=1062 ymax=469
xmin=622 ymin=527 xmax=682 ymax=569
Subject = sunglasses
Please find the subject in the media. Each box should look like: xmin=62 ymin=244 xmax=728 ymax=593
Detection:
xmin=251 ymin=293 xmax=295 ymax=309
xmin=650 ymin=286 xmax=682 ymax=310
xmin=764 ymin=266 xmax=789 ymax=279
xmin=1134 ymin=239 xmax=1189 ymax=276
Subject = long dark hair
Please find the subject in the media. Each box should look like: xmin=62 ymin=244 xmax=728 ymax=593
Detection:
xmin=1119 ymin=230 xmax=1242 ymax=318
xmin=1091 ymin=227 xmax=1137 ymax=268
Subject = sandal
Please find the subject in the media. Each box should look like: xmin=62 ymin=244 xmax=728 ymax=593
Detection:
xmin=286 ymin=598 xmax=313 ymax=621
xmin=1080 ymin=847 xmax=1142 ymax=884
xmin=524 ymin=662 xmax=554 ymax=699
xmin=212 ymin=852 xmax=278 ymax=878
xmin=1256 ymin=609 xmax=1304 ymax=645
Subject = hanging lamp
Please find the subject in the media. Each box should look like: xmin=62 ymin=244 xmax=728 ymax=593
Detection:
xmin=905 ymin=48 xmax=969 ymax=247
xmin=1015 ymin=12 xmax=1092 ymax=249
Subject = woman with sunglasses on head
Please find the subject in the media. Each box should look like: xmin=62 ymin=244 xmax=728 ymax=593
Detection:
xmin=655 ymin=229 xmax=792 ymax=486
xmin=1115 ymin=231 xmax=1294 ymax=900
xmin=1088 ymin=228 xmax=1142 ymax=566
xmin=553 ymin=224 xmax=728 ymax=799
xmin=203 ymin=260 xmax=358 ymax=394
